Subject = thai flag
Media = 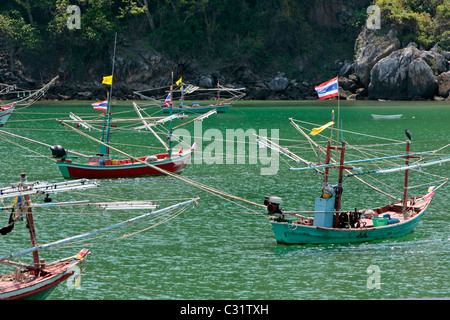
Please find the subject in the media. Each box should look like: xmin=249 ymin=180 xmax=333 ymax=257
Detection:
xmin=163 ymin=93 xmax=172 ymax=106
xmin=315 ymin=77 xmax=339 ymax=100
xmin=92 ymin=100 xmax=108 ymax=112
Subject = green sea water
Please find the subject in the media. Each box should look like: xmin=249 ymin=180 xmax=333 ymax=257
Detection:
xmin=0 ymin=100 xmax=449 ymax=301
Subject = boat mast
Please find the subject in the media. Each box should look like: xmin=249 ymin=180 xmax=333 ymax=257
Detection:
xmin=323 ymin=139 xmax=332 ymax=187
xmin=335 ymin=141 xmax=346 ymax=212
xmin=24 ymin=194 xmax=40 ymax=271
xmin=403 ymin=140 xmax=411 ymax=213
xmin=326 ymin=140 xmax=346 ymax=227
xmin=100 ymin=32 xmax=117 ymax=157
xmin=323 ymin=110 xmax=335 ymax=187
xmin=217 ymin=81 xmax=220 ymax=105
xmin=180 ymin=77 xmax=184 ymax=108
xmin=168 ymin=72 xmax=174 ymax=157
xmin=20 ymin=173 xmax=41 ymax=272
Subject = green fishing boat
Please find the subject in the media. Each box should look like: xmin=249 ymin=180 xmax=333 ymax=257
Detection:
xmin=257 ymin=117 xmax=449 ymax=245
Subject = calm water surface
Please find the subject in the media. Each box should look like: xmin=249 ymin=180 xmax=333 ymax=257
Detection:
xmin=0 ymin=100 xmax=449 ymax=300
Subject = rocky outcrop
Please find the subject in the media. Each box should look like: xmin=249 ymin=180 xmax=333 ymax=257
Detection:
xmin=407 ymin=58 xmax=438 ymax=99
xmin=265 ymin=76 xmax=289 ymax=92
xmin=347 ymin=24 xmax=450 ymax=101
xmin=368 ymin=46 xmax=418 ymax=100
xmin=353 ymin=28 xmax=401 ymax=87
xmin=367 ymin=45 xmax=449 ymax=100
xmin=437 ymin=71 xmax=450 ymax=98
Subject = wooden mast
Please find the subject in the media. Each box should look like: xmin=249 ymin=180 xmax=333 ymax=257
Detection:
xmin=24 ymin=194 xmax=40 ymax=271
xmin=403 ymin=140 xmax=411 ymax=213
xmin=217 ymin=81 xmax=220 ymax=105
xmin=328 ymin=141 xmax=347 ymax=227
xmin=168 ymin=72 xmax=174 ymax=157
xmin=323 ymin=139 xmax=332 ymax=187
xmin=100 ymin=32 xmax=117 ymax=157
xmin=336 ymin=142 xmax=346 ymax=211
xmin=19 ymin=173 xmax=40 ymax=273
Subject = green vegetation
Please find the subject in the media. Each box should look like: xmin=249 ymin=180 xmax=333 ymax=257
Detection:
xmin=0 ymin=0 xmax=368 ymax=82
xmin=375 ymin=0 xmax=450 ymax=50
xmin=0 ymin=0 xmax=447 ymax=84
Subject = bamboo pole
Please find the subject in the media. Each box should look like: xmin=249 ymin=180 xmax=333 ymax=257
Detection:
xmin=0 ymin=129 xmax=89 ymax=158
xmin=57 ymin=120 xmax=265 ymax=209
xmin=289 ymin=120 xmax=398 ymax=200
xmin=0 ymin=198 xmax=198 ymax=262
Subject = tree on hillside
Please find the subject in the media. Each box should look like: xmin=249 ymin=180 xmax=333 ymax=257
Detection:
xmin=0 ymin=10 xmax=38 ymax=72
xmin=376 ymin=0 xmax=450 ymax=49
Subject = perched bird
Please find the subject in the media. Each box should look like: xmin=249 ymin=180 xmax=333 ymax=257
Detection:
xmin=405 ymin=129 xmax=412 ymax=140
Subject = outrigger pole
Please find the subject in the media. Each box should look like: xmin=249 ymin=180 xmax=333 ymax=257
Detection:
xmin=0 ymin=198 xmax=198 ymax=262
xmin=0 ymin=129 xmax=88 ymax=158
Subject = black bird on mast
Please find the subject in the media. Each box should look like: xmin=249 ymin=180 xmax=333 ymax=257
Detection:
xmin=405 ymin=129 xmax=412 ymax=140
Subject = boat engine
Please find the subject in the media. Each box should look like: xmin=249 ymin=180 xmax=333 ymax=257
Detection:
xmin=50 ymin=145 xmax=66 ymax=159
xmin=264 ymin=196 xmax=282 ymax=215
xmin=338 ymin=209 xmax=361 ymax=228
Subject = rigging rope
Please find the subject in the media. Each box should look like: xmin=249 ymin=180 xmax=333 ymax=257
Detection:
xmin=58 ymin=120 xmax=265 ymax=209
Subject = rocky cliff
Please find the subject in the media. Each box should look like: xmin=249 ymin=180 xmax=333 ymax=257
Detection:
xmin=339 ymin=27 xmax=450 ymax=101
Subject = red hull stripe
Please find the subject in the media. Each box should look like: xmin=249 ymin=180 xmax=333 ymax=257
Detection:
xmin=58 ymin=153 xmax=192 ymax=179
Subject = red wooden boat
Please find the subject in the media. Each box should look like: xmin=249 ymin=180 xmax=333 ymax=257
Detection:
xmin=54 ymin=147 xmax=195 ymax=179
xmin=51 ymin=35 xmax=200 ymax=179
xmin=0 ymin=176 xmax=93 ymax=300
xmin=0 ymin=249 xmax=89 ymax=300
xmin=0 ymin=76 xmax=58 ymax=127
xmin=0 ymin=174 xmax=199 ymax=299
xmin=53 ymin=99 xmax=200 ymax=179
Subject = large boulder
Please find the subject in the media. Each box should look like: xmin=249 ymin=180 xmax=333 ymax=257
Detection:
xmin=265 ymin=76 xmax=289 ymax=92
xmin=437 ymin=71 xmax=450 ymax=98
xmin=418 ymin=50 xmax=450 ymax=74
xmin=368 ymin=46 xmax=418 ymax=100
xmin=407 ymin=58 xmax=438 ymax=99
xmin=354 ymin=28 xmax=401 ymax=87
xmin=368 ymin=46 xmax=440 ymax=100
xmin=199 ymin=75 xmax=214 ymax=88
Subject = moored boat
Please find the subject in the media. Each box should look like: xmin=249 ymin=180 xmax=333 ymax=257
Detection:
xmin=50 ymin=35 xmax=202 ymax=179
xmin=269 ymin=189 xmax=435 ymax=245
xmin=0 ymin=175 xmax=96 ymax=300
xmin=0 ymin=173 xmax=199 ymax=299
xmin=252 ymin=77 xmax=449 ymax=245
xmin=0 ymin=76 xmax=58 ymax=127
xmin=0 ymin=249 xmax=89 ymax=300
xmin=371 ymin=114 xmax=403 ymax=120
xmin=257 ymin=117 xmax=449 ymax=245
xmin=135 ymin=77 xmax=244 ymax=114
xmin=54 ymin=147 xmax=195 ymax=179
xmin=161 ymin=102 xmax=231 ymax=114
xmin=0 ymin=104 xmax=15 ymax=127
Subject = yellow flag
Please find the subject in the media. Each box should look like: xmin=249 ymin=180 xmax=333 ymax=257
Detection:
xmin=176 ymin=77 xmax=182 ymax=86
xmin=102 ymin=75 xmax=113 ymax=85
xmin=309 ymin=121 xmax=334 ymax=136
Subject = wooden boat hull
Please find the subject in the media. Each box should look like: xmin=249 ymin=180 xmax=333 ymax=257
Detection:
xmin=0 ymin=250 xmax=88 ymax=300
xmin=55 ymin=151 xmax=192 ymax=179
xmin=162 ymin=104 xmax=231 ymax=113
xmin=270 ymin=193 xmax=433 ymax=245
xmin=0 ymin=104 xmax=16 ymax=127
